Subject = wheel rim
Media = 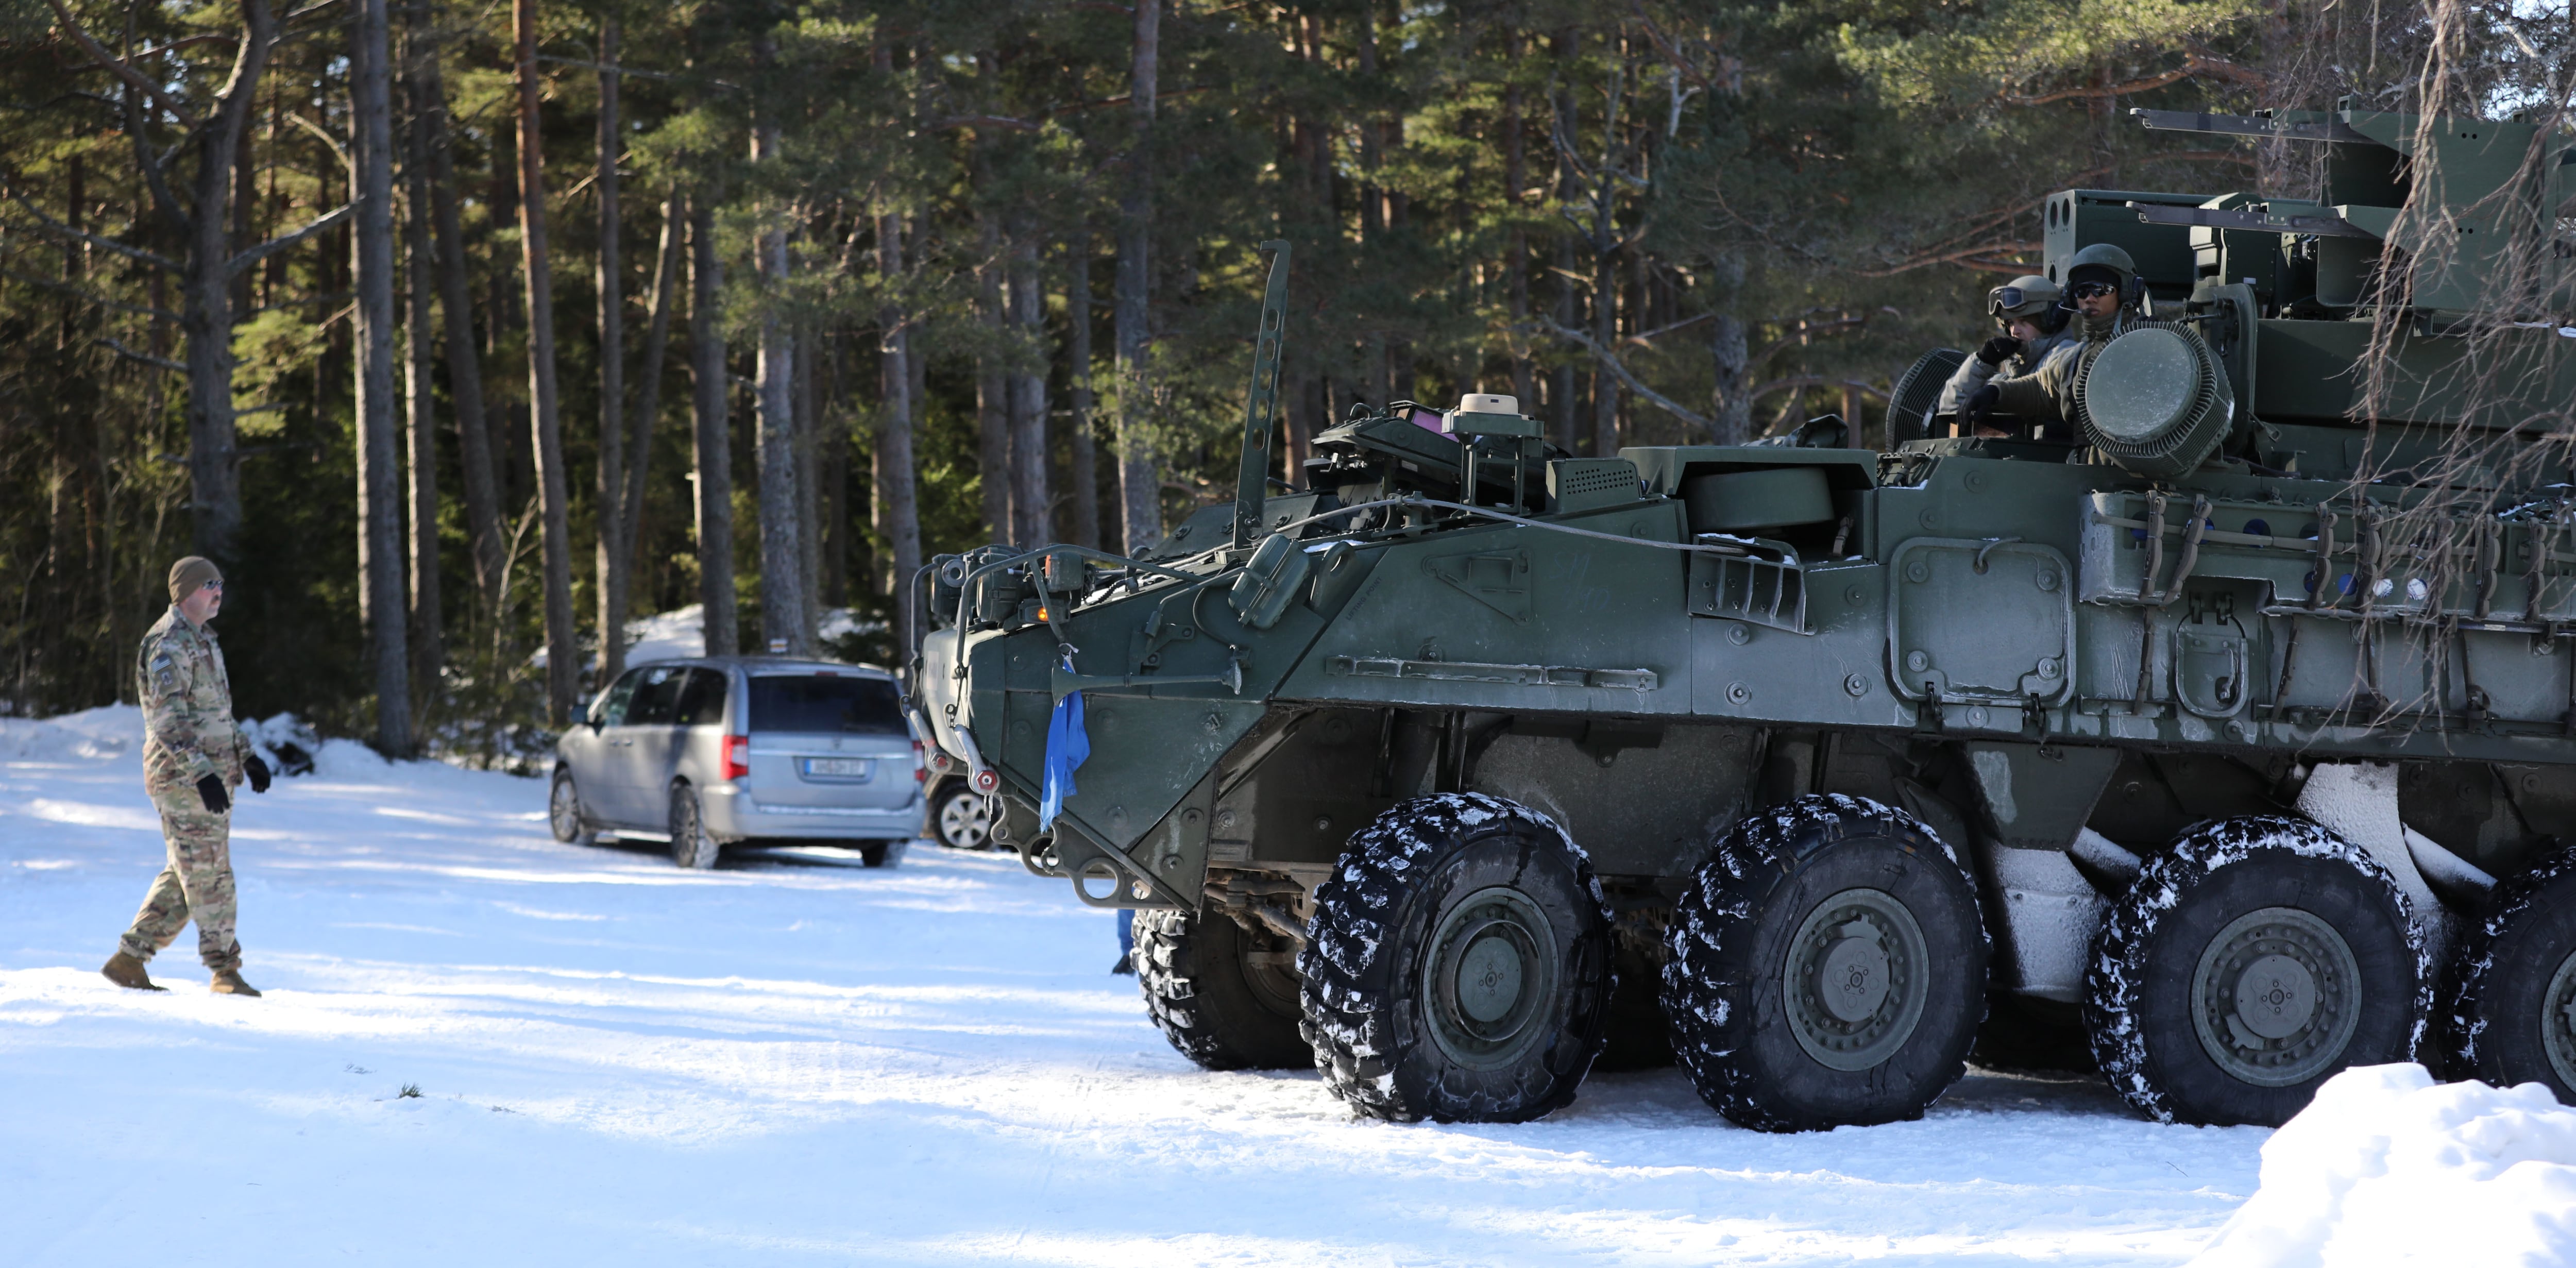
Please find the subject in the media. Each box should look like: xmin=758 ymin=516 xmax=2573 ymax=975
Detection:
xmin=2190 ymin=905 xmax=2362 ymax=1087
xmin=939 ymin=790 xmax=990 ymax=849
xmin=1422 ymin=886 xmax=1558 ymax=1070
xmin=2541 ymin=946 xmax=2576 ymax=1091
xmin=550 ymin=776 xmax=579 ymax=838
xmin=1784 ymin=887 xmax=1930 ymax=1072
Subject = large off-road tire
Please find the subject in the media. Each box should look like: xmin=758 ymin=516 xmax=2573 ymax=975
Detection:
xmin=1662 ymin=794 xmax=1989 ymax=1132
xmin=1133 ymin=907 xmax=1309 ymax=1070
xmin=667 ymin=782 xmax=723 ymax=871
xmin=2445 ymin=843 xmax=2576 ymax=1104
xmin=549 ymin=768 xmax=595 ymax=846
xmin=2086 ymin=816 xmax=2426 ymax=1126
xmin=1298 ymin=793 xmax=1615 ymax=1123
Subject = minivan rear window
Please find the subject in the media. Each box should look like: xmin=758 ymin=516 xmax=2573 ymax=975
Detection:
xmin=748 ymin=674 xmax=906 ymax=736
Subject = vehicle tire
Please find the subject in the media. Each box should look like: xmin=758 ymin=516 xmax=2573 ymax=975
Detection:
xmin=857 ymin=840 xmax=903 ymax=869
xmin=667 ymin=782 xmax=722 ymax=871
xmin=933 ymin=782 xmax=992 ymax=851
xmin=2085 ymin=816 xmax=2426 ymax=1126
xmin=2444 ymin=842 xmax=2576 ymax=1104
xmin=549 ymin=768 xmax=595 ymax=846
xmin=1662 ymin=794 xmax=1989 ymax=1132
xmin=1298 ymin=793 xmax=1614 ymax=1123
xmin=1134 ymin=906 xmax=1309 ymax=1070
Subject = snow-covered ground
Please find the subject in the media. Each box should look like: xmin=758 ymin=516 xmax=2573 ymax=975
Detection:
xmin=0 ymin=706 xmax=2291 ymax=1264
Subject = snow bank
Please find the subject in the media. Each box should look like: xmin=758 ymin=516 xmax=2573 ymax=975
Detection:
xmin=534 ymin=604 xmax=887 ymax=669
xmin=2190 ymin=1063 xmax=2576 ymax=1267
xmin=0 ymin=703 xmax=139 ymax=761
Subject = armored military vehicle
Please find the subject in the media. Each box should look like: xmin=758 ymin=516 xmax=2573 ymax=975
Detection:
xmin=913 ymin=102 xmax=2576 ymax=1130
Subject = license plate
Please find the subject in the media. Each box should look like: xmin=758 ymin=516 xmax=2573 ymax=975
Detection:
xmin=801 ymin=757 xmax=873 ymax=780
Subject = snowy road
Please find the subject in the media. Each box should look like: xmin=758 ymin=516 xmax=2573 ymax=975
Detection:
xmin=0 ymin=708 xmax=2268 ymax=1265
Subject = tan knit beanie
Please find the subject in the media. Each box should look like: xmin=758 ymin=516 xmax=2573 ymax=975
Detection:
xmin=168 ymin=556 xmax=223 ymax=604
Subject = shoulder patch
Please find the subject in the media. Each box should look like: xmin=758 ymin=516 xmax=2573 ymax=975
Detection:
xmin=147 ymin=653 xmax=182 ymax=698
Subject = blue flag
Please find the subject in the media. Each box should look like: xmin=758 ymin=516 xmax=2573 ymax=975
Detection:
xmin=1040 ymin=690 xmax=1089 ymax=831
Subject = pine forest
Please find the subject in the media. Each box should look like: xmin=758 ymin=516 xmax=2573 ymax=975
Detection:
xmin=0 ymin=0 xmax=2564 ymax=761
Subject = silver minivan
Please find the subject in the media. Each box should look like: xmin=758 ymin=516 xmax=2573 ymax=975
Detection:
xmin=549 ymin=656 xmax=923 ymax=868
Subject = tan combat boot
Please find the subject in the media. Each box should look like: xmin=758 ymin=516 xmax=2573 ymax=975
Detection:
xmin=209 ymin=969 xmax=262 ymax=997
xmin=100 ymin=951 xmax=168 ymax=992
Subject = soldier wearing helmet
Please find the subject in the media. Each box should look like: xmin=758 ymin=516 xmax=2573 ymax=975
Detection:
xmin=1937 ymin=275 xmax=2075 ymax=435
xmin=1963 ymin=243 xmax=2146 ymax=434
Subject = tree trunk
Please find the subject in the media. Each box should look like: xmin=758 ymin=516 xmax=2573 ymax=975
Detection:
xmin=399 ymin=22 xmax=445 ymax=715
xmin=1591 ymin=239 xmax=1619 ymax=459
xmin=1065 ymin=232 xmax=1099 ymax=550
xmin=795 ymin=322 xmax=824 ymax=616
xmin=1709 ymin=313 xmax=1751 ymax=446
xmin=353 ymin=0 xmax=412 ymax=755
xmin=1009 ymin=229 xmax=1049 ymax=548
xmin=1503 ymin=40 xmax=1533 ymax=408
xmin=516 ymin=0 xmax=577 ymax=722
xmin=976 ymin=212 xmax=1012 ymax=545
xmin=689 ymin=198 xmax=738 ymax=658
xmin=168 ymin=2 xmax=281 ymax=564
xmin=751 ymin=35 xmax=809 ymax=658
xmin=619 ymin=188 xmax=682 ymax=600
xmin=410 ymin=10 xmax=501 ymax=609
xmin=874 ymin=209 xmax=923 ymax=661
xmin=593 ymin=20 xmax=629 ymax=687
xmin=1113 ymin=0 xmax=1161 ymax=554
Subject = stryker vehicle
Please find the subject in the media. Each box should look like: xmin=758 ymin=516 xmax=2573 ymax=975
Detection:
xmin=913 ymin=102 xmax=2576 ymax=1130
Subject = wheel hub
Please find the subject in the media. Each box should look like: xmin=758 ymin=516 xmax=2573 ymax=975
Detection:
xmin=2191 ymin=906 xmax=2361 ymax=1087
xmin=1815 ymin=924 xmax=1894 ymax=1023
xmin=1422 ymin=886 xmax=1558 ymax=1070
xmin=2232 ymin=953 xmax=2319 ymax=1039
xmin=1784 ymin=889 xmax=1929 ymax=1072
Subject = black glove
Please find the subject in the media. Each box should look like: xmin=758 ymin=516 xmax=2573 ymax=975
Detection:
xmin=1961 ymin=383 xmax=2001 ymax=427
xmin=196 ymin=774 xmax=230 ymax=815
xmin=1975 ymin=335 xmax=2023 ymax=367
xmin=245 ymin=754 xmax=272 ymax=794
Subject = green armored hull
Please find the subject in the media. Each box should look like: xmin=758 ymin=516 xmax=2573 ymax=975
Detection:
xmin=915 ymin=103 xmax=2576 ymax=1129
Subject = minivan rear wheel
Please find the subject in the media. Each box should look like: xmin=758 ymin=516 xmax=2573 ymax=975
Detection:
xmin=934 ymin=782 xmax=991 ymax=850
xmin=668 ymin=783 xmax=722 ymax=870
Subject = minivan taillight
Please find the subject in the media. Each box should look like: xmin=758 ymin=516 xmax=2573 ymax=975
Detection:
xmin=722 ymin=735 xmax=750 ymax=781
xmin=912 ymin=739 xmax=927 ymax=783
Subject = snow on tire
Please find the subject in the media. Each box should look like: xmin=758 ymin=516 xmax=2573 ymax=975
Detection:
xmin=1296 ymin=793 xmax=1614 ymax=1123
xmin=2443 ymin=841 xmax=2576 ymax=1105
xmin=1660 ymin=793 xmax=1989 ymax=1132
xmin=2084 ymin=815 xmax=2427 ymax=1127
xmin=1133 ymin=906 xmax=1310 ymax=1071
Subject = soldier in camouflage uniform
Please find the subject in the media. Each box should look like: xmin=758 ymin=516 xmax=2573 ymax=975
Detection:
xmin=100 ymin=556 xmax=272 ymax=995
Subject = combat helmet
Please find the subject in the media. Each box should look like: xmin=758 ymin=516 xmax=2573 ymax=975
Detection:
xmin=2061 ymin=243 xmax=2139 ymax=308
xmin=1987 ymin=275 xmax=2066 ymax=334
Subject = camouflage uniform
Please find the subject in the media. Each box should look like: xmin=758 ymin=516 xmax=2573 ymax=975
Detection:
xmin=116 ymin=605 xmax=252 ymax=972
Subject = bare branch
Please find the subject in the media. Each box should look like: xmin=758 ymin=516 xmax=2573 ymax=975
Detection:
xmin=1748 ymin=374 xmax=1888 ymax=403
xmin=1 ymin=189 xmax=181 ymax=272
xmin=1529 ymin=317 xmax=1714 ymax=433
xmin=43 ymin=0 xmax=200 ymax=128
xmin=0 ymin=266 xmax=179 ymax=319
xmin=227 ymin=198 xmax=358 ymax=274
xmin=286 ymin=110 xmax=352 ymax=172
xmin=95 ymin=335 xmax=183 ymax=373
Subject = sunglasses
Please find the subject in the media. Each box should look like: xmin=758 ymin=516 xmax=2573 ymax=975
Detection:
xmin=2070 ymin=281 xmax=2120 ymax=300
xmin=199 ymin=579 xmax=224 ymax=591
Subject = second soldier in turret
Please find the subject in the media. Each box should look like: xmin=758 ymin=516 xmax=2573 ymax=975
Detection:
xmin=1961 ymin=243 xmax=2144 ymax=435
